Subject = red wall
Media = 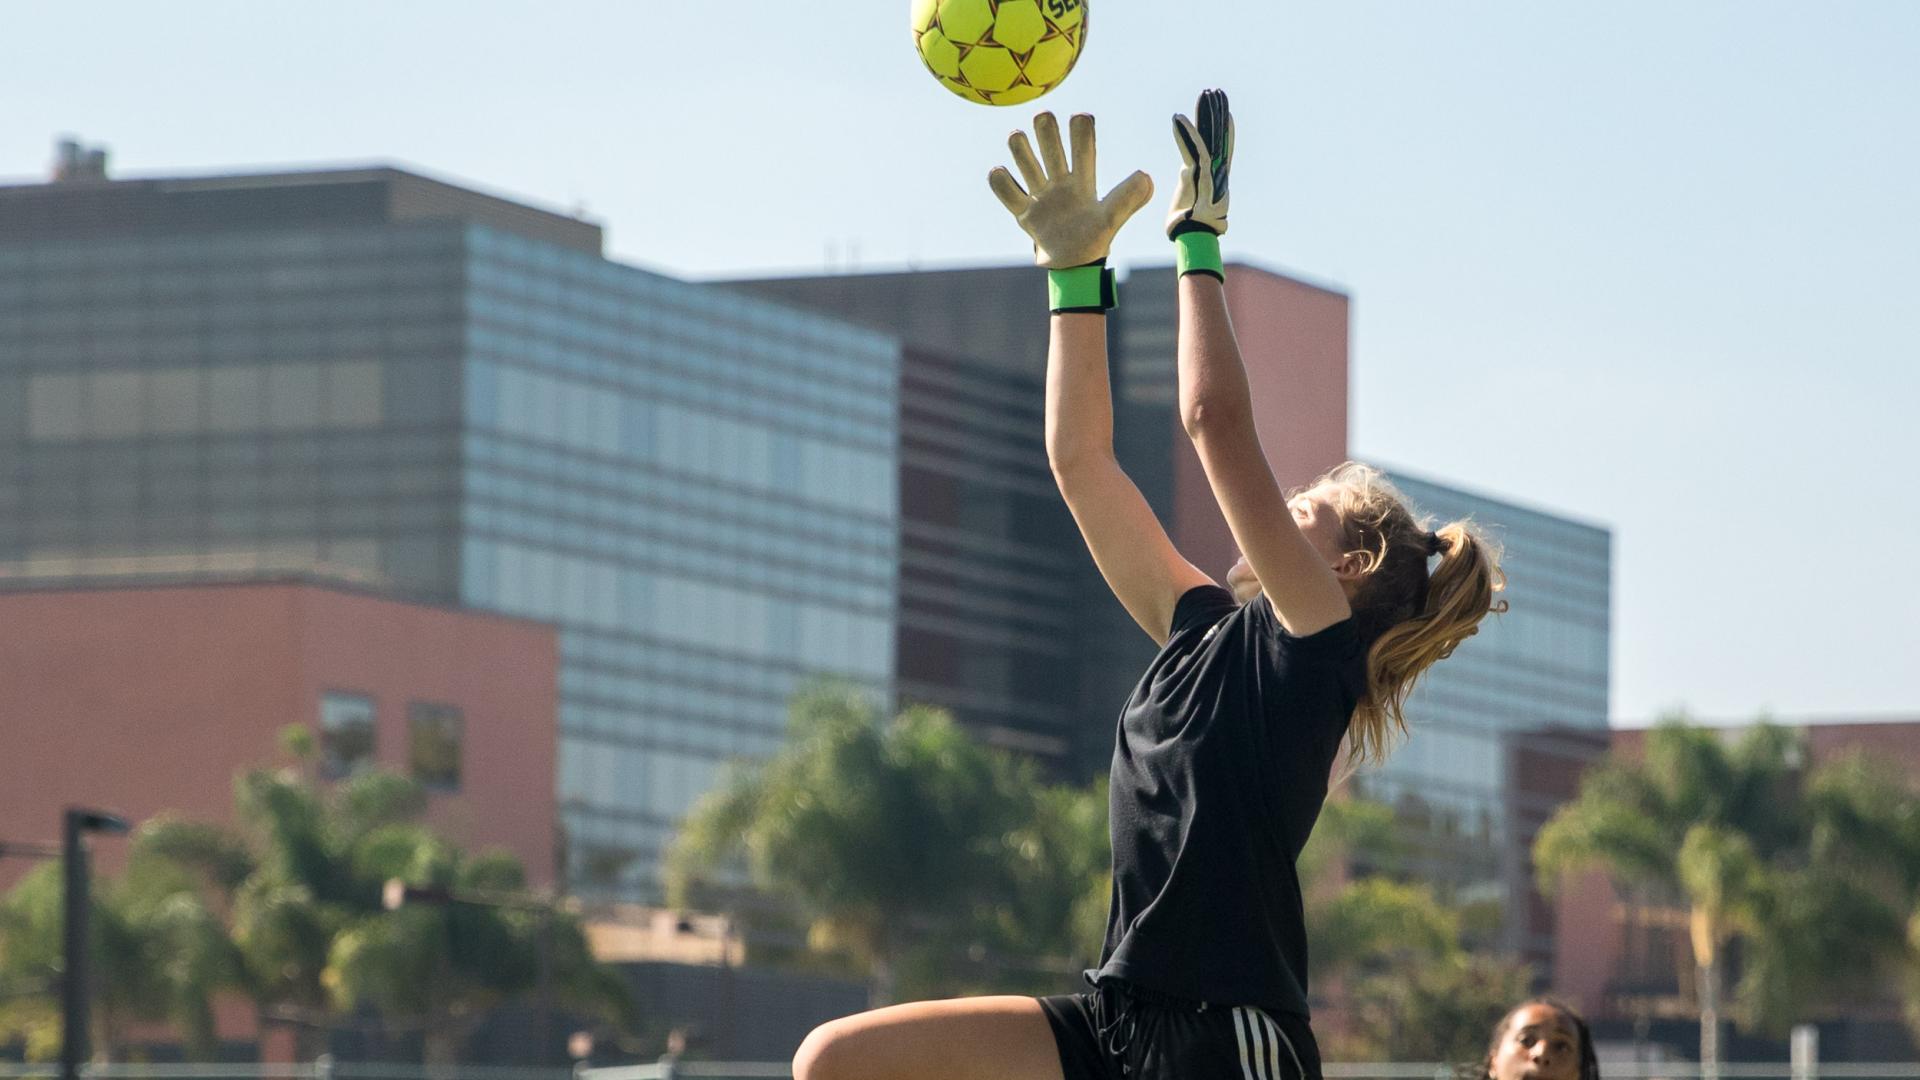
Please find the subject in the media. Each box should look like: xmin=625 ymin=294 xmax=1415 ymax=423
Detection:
xmin=1171 ymin=264 xmax=1352 ymax=574
xmin=0 ymin=580 xmax=558 ymax=892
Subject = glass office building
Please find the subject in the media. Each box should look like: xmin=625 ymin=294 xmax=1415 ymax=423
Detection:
xmin=0 ymin=167 xmax=899 ymax=900
xmin=459 ymin=227 xmax=898 ymax=897
xmin=728 ymin=269 xmax=1110 ymax=776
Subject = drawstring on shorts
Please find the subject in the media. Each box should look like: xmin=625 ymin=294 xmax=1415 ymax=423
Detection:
xmin=1091 ymin=978 xmax=1209 ymax=1075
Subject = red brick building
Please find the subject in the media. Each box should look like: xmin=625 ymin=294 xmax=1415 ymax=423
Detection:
xmin=0 ymin=577 xmax=560 ymax=892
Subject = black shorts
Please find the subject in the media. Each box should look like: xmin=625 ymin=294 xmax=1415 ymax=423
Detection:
xmin=1038 ymin=979 xmax=1321 ymax=1080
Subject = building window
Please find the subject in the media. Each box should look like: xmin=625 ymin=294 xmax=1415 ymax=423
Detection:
xmin=319 ymin=692 xmax=377 ymax=780
xmin=26 ymin=375 xmax=84 ymax=441
xmin=409 ymin=702 xmax=464 ymax=791
xmin=267 ymin=363 xmax=325 ymax=431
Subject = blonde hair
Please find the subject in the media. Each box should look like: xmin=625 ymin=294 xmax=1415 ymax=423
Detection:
xmin=1312 ymin=462 xmax=1507 ymax=768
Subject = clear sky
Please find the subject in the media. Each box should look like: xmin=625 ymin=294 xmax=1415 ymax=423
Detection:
xmin=4 ymin=2 xmax=1916 ymax=725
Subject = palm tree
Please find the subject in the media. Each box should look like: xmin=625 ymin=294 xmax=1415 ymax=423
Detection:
xmin=1298 ymin=795 xmax=1402 ymax=888
xmin=135 ymin=762 xmax=425 ymax=1058
xmin=668 ymin=684 xmax=1029 ymax=1005
xmin=1301 ymin=797 xmax=1446 ymax=985
xmin=989 ymin=777 xmax=1111 ymax=978
xmin=0 ymin=857 xmax=235 ymax=1061
xmin=1309 ymin=876 xmax=1458 ymax=988
xmin=118 ymin=850 xmax=248 ymax=1057
xmin=1296 ymin=796 xmax=1531 ymax=1062
xmin=1773 ymin=751 xmax=1920 ymax=1037
xmin=328 ymin=829 xmax=630 ymax=1066
xmin=135 ymin=733 xmax=632 ymax=1063
xmin=1346 ymin=952 xmax=1534 ymax=1063
xmin=1534 ymin=720 xmax=1775 ymax=1077
xmin=1534 ymin=717 xmax=1915 ymax=1077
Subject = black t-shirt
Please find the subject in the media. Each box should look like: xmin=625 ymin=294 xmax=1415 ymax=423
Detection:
xmin=1091 ymin=583 xmax=1365 ymax=1017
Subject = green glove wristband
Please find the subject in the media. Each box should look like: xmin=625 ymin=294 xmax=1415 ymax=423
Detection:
xmin=1048 ymin=262 xmax=1118 ymax=315
xmin=1174 ymin=230 xmax=1224 ymax=281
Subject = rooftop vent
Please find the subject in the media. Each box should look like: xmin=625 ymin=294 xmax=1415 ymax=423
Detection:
xmin=53 ymin=137 xmax=110 ymax=182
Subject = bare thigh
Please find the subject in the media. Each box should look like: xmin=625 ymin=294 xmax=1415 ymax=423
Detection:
xmin=794 ymin=996 xmax=1065 ymax=1080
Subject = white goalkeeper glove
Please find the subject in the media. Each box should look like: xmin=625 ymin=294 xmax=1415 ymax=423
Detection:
xmin=1166 ymin=88 xmax=1233 ymax=238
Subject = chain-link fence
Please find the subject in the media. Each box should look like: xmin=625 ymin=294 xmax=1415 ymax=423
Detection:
xmin=573 ymin=1063 xmax=1920 ymax=1080
xmin=4 ymin=1061 xmax=1916 ymax=1080
xmin=0 ymin=1065 xmax=577 ymax=1080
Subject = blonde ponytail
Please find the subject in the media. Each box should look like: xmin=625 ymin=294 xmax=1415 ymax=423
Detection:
xmin=1309 ymin=463 xmax=1508 ymax=768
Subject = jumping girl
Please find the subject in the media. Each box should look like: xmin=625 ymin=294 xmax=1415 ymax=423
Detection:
xmin=793 ymin=90 xmax=1506 ymax=1080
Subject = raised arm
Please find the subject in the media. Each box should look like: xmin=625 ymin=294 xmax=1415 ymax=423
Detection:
xmin=1048 ymin=311 xmax=1215 ymax=645
xmin=1166 ymin=90 xmax=1350 ymax=637
xmin=990 ymin=112 xmax=1213 ymax=645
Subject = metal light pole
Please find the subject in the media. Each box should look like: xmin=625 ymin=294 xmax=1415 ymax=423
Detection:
xmin=61 ymin=808 xmax=130 ymax=1080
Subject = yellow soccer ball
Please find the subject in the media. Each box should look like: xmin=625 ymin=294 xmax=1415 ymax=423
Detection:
xmin=911 ymin=0 xmax=1087 ymax=106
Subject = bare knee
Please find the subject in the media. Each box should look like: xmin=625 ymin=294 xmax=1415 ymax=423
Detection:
xmin=794 ymin=997 xmax=1056 ymax=1080
xmin=793 ymin=1018 xmax=855 ymax=1080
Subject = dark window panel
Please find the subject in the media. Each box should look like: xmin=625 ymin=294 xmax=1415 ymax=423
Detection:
xmin=0 ymin=374 xmax=23 ymax=440
xmin=207 ymin=367 xmax=265 ymax=432
xmin=87 ymin=371 xmax=145 ymax=438
xmin=26 ymin=374 xmax=83 ymax=440
xmin=408 ymin=702 xmax=464 ymax=792
xmin=322 ymin=471 xmax=388 ymax=501
xmin=264 ymin=505 xmax=319 ymax=533
xmin=319 ymin=692 xmax=377 ymax=780
xmin=384 ymin=535 xmax=449 ymax=593
xmin=383 ymin=360 xmax=457 ymax=424
xmin=147 ymin=369 xmax=206 ymax=435
xmin=205 ymin=507 xmax=263 ymax=538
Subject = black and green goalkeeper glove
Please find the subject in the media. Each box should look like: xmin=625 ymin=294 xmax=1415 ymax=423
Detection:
xmin=989 ymin=111 xmax=1155 ymax=313
xmin=1166 ymin=88 xmax=1233 ymax=280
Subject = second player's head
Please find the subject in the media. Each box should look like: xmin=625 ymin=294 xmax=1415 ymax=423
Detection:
xmin=1473 ymin=1000 xmax=1598 ymax=1080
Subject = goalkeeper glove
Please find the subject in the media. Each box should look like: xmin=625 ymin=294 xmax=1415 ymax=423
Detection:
xmin=1166 ymin=88 xmax=1233 ymax=239
xmin=989 ymin=111 xmax=1155 ymax=271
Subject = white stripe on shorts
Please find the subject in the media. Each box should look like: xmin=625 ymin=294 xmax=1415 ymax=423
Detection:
xmin=1257 ymin=1008 xmax=1306 ymax=1080
xmin=1233 ymin=1007 xmax=1264 ymax=1080
xmin=1263 ymin=1009 xmax=1282 ymax=1080
xmin=1232 ymin=1007 xmax=1252 ymax=1080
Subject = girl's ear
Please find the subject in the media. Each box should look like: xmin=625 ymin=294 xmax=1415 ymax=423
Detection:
xmin=1332 ymin=550 xmax=1372 ymax=582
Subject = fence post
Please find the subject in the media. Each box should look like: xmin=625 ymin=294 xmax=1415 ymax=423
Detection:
xmin=1790 ymin=1024 xmax=1818 ymax=1080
